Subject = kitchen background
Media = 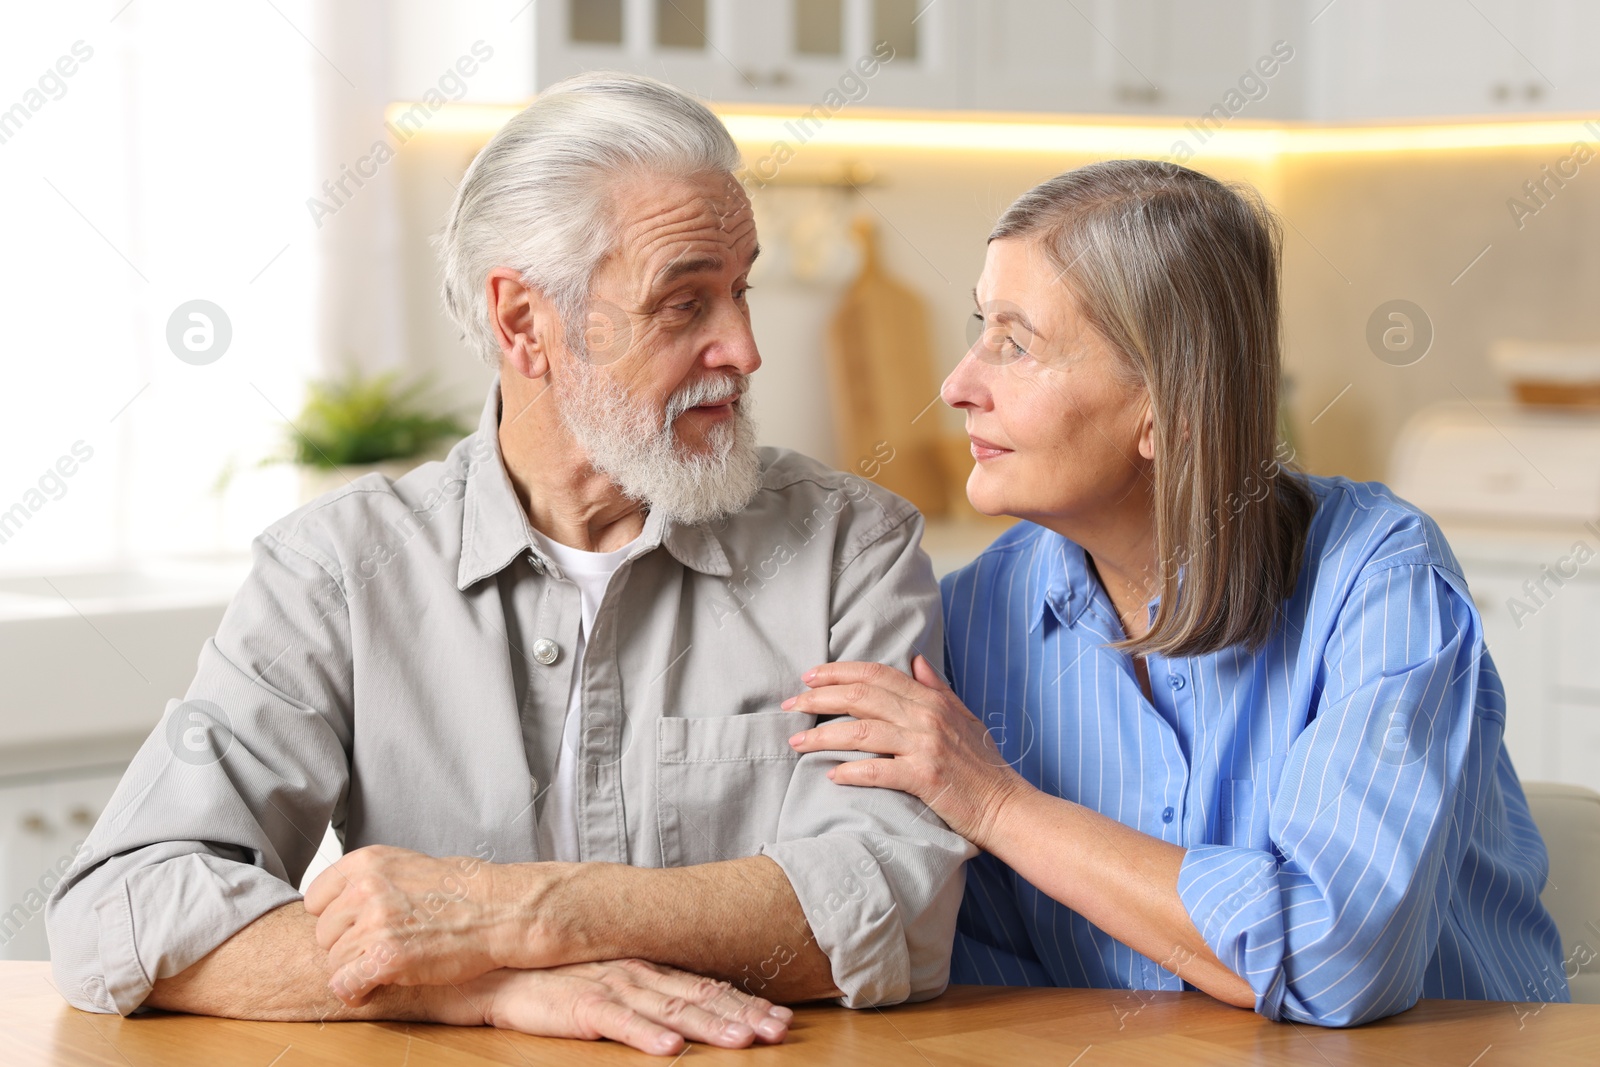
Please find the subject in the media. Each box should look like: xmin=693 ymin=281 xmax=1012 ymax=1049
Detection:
xmin=2 ymin=0 xmax=1599 ymax=963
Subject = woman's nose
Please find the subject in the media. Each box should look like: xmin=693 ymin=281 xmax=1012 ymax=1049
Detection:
xmin=942 ymin=349 xmax=989 ymax=411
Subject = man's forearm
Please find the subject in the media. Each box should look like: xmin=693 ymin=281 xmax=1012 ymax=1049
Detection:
xmin=510 ymin=856 xmax=840 ymax=1002
xmin=145 ymin=902 xmax=480 ymax=1024
xmin=146 ymin=898 xmax=800 ymax=1053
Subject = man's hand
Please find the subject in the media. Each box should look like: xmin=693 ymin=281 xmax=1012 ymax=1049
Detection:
xmin=305 ymin=844 xmax=543 ymax=1004
xmin=145 ymin=900 xmax=800 ymax=1052
xmin=443 ymin=959 xmax=793 ymax=1055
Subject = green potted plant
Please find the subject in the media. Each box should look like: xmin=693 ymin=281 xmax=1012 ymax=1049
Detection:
xmin=275 ymin=369 xmax=472 ymax=504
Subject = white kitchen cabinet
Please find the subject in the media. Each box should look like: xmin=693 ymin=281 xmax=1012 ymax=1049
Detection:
xmin=1467 ymin=564 xmax=1557 ymax=780
xmin=1450 ymin=523 xmax=1600 ymax=793
xmin=1555 ymin=582 xmax=1600 ymax=701
xmin=538 ymin=0 xmax=1301 ymax=119
xmin=1474 ymin=565 xmax=1600 ymax=797
xmin=849 ymin=0 xmax=972 ymax=110
xmin=966 ymin=0 xmax=1101 ymax=114
xmin=541 ymin=0 xmax=757 ymax=103
xmin=526 ymin=0 xmax=1597 ymax=120
xmin=0 ymin=768 xmax=123 ymax=961
xmin=970 ymin=0 xmax=1302 ymax=118
xmin=1554 ymin=702 xmax=1600 ymax=795
xmin=536 ymin=0 xmax=968 ymax=108
xmin=1552 ymin=581 xmax=1600 ymax=792
xmin=1304 ymin=0 xmax=1600 ymax=120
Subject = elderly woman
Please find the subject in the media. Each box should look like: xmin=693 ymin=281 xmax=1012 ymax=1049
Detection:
xmin=783 ymin=160 xmax=1568 ymax=1026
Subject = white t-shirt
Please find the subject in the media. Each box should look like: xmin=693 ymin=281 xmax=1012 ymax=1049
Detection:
xmin=529 ymin=525 xmax=641 ymax=862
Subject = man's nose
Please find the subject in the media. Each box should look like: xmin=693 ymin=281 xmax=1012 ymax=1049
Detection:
xmin=705 ymin=306 xmax=761 ymax=377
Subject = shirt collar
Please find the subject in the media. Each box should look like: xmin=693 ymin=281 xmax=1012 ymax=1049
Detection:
xmin=455 ymin=377 xmax=732 ymax=591
xmin=1029 ymin=525 xmax=1159 ymax=637
xmin=1027 ymin=527 xmax=1089 ymax=633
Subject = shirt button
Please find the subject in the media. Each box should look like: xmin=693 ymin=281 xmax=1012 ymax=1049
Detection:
xmin=532 ymin=638 xmax=560 ymax=666
xmin=1162 ymin=806 xmax=1175 ymax=824
xmin=1168 ymin=674 xmax=1186 ymax=691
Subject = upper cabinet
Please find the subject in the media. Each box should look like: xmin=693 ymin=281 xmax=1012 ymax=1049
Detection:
xmin=970 ymin=0 xmax=1303 ymax=119
xmin=535 ymin=0 xmax=971 ymax=109
xmin=1304 ymin=0 xmax=1600 ymax=120
xmin=527 ymin=0 xmax=1600 ymax=120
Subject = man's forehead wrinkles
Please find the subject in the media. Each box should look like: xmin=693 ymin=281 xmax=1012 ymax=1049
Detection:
xmin=604 ymin=181 xmax=759 ymax=306
xmin=632 ymin=229 xmax=756 ymax=288
xmin=720 ymin=208 xmax=756 ymax=240
xmin=621 ymin=201 xmax=749 ymax=251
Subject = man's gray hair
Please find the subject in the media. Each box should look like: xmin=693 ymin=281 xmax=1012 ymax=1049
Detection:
xmin=435 ymin=72 xmax=742 ymax=367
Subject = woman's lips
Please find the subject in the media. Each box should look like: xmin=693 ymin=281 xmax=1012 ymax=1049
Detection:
xmin=968 ymin=434 xmax=1012 ymax=461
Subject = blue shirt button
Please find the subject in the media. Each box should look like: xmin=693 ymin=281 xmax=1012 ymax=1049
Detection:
xmin=1168 ymin=673 xmax=1186 ymax=690
xmin=1162 ymin=806 xmax=1175 ymax=823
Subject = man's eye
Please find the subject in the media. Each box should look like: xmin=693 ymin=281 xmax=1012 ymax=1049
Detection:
xmin=1005 ymin=336 xmax=1028 ymax=359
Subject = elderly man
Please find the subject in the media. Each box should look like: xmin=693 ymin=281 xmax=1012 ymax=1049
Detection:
xmin=45 ymin=73 xmax=971 ymax=1056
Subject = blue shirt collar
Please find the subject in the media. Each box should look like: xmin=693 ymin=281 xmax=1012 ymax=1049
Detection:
xmin=1026 ymin=525 xmax=1160 ymax=639
xmin=1027 ymin=527 xmax=1091 ymax=633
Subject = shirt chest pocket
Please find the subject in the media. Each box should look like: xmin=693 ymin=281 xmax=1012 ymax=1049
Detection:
xmin=1218 ymin=755 xmax=1285 ymax=848
xmin=1218 ymin=780 xmax=1261 ymax=846
xmin=655 ymin=712 xmax=805 ymax=868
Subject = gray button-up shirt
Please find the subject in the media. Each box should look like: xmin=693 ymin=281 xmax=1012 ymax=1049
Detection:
xmin=46 ymin=381 xmax=973 ymax=1016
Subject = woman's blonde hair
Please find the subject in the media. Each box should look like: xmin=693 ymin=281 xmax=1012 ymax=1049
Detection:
xmin=992 ymin=159 xmax=1315 ymax=657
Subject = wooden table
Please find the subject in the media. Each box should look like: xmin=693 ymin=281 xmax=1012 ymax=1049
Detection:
xmin=2 ymin=961 xmax=1594 ymax=1065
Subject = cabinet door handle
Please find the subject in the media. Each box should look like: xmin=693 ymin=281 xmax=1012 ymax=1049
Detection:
xmin=738 ymin=67 xmax=793 ymax=88
xmin=21 ymin=813 xmax=50 ymax=835
xmin=1114 ymin=83 xmax=1163 ymax=105
xmin=67 ymin=806 xmax=96 ymax=828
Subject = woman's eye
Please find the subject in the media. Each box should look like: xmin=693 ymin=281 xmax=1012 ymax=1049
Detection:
xmin=970 ymin=312 xmax=1029 ymax=363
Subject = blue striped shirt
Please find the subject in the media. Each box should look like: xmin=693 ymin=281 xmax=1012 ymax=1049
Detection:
xmin=944 ymin=474 xmax=1568 ymax=1025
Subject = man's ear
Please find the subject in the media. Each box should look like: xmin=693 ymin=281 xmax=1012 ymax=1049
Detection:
xmin=486 ymin=267 xmax=558 ymax=380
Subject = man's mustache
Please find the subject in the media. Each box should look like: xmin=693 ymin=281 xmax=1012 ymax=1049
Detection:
xmin=664 ymin=373 xmax=748 ymax=426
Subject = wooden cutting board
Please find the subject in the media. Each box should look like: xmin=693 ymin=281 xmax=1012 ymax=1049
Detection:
xmin=826 ymin=218 xmax=951 ymax=516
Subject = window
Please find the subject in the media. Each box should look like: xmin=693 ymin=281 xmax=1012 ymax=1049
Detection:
xmin=0 ymin=2 xmax=317 ymax=575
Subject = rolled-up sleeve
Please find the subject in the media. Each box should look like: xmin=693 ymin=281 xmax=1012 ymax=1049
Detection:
xmin=1177 ymin=562 xmax=1523 ymax=1026
xmin=760 ymin=509 xmax=977 ymax=1008
xmin=45 ymin=529 xmax=353 ymax=1015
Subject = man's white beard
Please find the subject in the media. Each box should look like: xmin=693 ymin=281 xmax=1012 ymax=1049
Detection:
xmin=557 ymin=363 xmax=762 ymax=527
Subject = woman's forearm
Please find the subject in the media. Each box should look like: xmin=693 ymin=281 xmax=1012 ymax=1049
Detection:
xmin=781 ymin=657 xmax=1257 ymax=1008
xmin=981 ymin=787 xmax=1256 ymax=1009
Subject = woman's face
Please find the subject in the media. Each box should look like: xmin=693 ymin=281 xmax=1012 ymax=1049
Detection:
xmin=943 ymin=237 xmax=1155 ymax=529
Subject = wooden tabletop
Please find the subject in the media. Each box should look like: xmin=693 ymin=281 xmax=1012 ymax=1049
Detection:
xmin=2 ymin=961 xmax=1594 ymax=1066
